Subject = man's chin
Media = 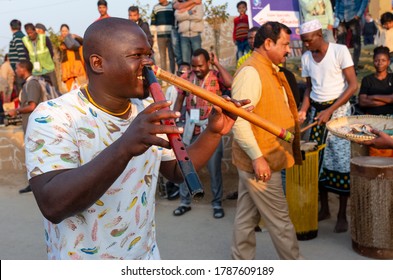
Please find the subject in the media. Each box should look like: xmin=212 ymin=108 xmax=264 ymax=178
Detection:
xmin=137 ymin=89 xmax=150 ymax=100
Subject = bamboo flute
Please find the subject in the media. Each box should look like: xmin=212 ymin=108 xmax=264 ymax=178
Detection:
xmin=152 ymin=65 xmax=294 ymax=143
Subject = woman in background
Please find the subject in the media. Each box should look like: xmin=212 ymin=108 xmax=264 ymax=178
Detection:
xmin=59 ymin=24 xmax=86 ymax=91
xmin=359 ymin=46 xmax=393 ymax=157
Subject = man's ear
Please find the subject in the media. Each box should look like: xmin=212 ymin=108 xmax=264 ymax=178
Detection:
xmin=264 ymin=38 xmax=274 ymax=51
xmin=89 ymin=54 xmax=104 ymax=74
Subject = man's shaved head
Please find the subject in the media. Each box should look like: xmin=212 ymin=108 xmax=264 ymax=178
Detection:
xmin=83 ymin=17 xmax=148 ymax=73
xmin=82 ymin=17 xmax=152 ymax=99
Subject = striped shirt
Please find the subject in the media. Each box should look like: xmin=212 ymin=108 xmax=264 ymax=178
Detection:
xmin=151 ymin=1 xmax=174 ymax=38
xmin=9 ymin=30 xmax=28 ymax=71
xmin=233 ymin=14 xmax=249 ymax=42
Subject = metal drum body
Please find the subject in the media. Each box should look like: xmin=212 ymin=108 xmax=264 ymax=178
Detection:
xmin=351 ymin=156 xmax=393 ymax=259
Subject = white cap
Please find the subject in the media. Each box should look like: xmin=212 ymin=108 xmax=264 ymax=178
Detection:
xmin=299 ymin=19 xmax=322 ymax=35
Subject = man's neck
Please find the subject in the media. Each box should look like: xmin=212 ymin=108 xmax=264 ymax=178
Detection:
xmin=317 ymin=41 xmax=329 ymax=54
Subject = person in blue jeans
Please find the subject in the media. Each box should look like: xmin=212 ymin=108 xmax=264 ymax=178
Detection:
xmin=172 ymin=24 xmax=183 ymax=67
xmin=173 ymin=48 xmax=233 ymax=219
xmin=335 ymin=0 xmax=368 ymax=70
xmin=174 ymin=0 xmax=204 ymax=64
xmin=177 ymin=136 xmax=224 ymax=216
xmin=233 ymin=1 xmax=250 ymax=61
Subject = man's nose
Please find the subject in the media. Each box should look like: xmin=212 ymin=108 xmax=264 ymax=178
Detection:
xmin=141 ymin=56 xmax=153 ymax=66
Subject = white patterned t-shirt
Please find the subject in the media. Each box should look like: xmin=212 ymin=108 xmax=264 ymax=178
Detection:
xmin=25 ymin=89 xmax=175 ymax=260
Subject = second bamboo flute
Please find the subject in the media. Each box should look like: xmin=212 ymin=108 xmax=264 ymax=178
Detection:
xmin=152 ymin=65 xmax=294 ymax=143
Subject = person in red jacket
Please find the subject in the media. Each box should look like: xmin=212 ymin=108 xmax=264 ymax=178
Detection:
xmin=233 ymin=1 xmax=250 ymax=61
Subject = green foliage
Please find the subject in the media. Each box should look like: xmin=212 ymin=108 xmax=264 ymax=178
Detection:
xmin=204 ymin=0 xmax=229 ymax=56
xmin=135 ymin=0 xmax=150 ymax=22
xmin=0 ymin=48 xmax=4 ymax=62
xmin=204 ymin=0 xmax=229 ymax=31
xmin=47 ymin=27 xmax=62 ymax=50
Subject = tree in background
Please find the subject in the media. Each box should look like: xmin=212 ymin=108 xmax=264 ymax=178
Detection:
xmin=204 ymin=0 xmax=229 ymax=58
xmin=135 ymin=0 xmax=150 ymax=22
xmin=47 ymin=27 xmax=63 ymax=92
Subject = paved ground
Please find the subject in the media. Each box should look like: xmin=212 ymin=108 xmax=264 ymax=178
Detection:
xmin=0 ymin=171 xmax=369 ymax=260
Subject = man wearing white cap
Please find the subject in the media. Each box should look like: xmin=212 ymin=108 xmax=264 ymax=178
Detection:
xmin=298 ymin=19 xmax=358 ymax=233
xmin=299 ymin=0 xmax=335 ymax=43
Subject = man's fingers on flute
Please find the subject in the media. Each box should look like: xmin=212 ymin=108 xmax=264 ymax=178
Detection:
xmin=236 ymin=98 xmax=252 ymax=107
xmin=147 ymin=109 xmax=181 ymax=124
xmin=243 ymin=105 xmax=254 ymax=112
xmin=144 ymin=100 xmax=172 ymax=113
xmin=145 ymin=135 xmax=172 ymax=150
xmin=147 ymin=122 xmax=184 ymax=135
xmin=222 ymin=95 xmax=251 ymax=108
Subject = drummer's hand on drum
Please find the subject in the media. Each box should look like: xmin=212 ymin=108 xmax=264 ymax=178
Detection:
xmin=362 ymin=129 xmax=393 ymax=149
xmin=252 ymin=156 xmax=271 ymax=182
xmin=314 ymin=108 xmax=333 ymax=125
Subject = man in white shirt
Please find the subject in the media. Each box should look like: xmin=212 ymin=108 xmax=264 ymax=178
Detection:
xmin=25 ymin=17 xmax=244 ymax=260
xmin=298 ymin=19 xmax=358 ymax=233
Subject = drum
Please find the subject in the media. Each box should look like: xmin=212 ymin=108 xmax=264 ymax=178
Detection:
xmin=286 ymin=143 xmax=323 ymax=240
xmin=351 ymin=156 xmax=393 ymax=259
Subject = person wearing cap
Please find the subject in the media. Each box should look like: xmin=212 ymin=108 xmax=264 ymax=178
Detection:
xmin=35 ymin=23 xmax=47 ymax=35
xmin=231 ymin=22 xmax=303 ymax=260
xmin=299 ymin=0 xmax=335 ymax=43
xmin=298 ymin=19 xmax=358 ymax=233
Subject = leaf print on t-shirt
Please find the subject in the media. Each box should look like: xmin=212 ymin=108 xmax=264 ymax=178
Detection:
xmin=60 ymin=152 xmax=80 ymax=164
xmin=127 ymin=236 xmax=141 ymax=251
xmin=92 ymin=219 xmax=98 ymax=241
xmin=27 ymin=138 xmax=45 ymax=152
xmin=35 ymin=115 xmax=54 ymax=123
xmin=77 ymin=127 xmax=96 ymax=139
xmin=105 ymin=120 xmax=120 ymax=133
xmin=121 ymin=167 xmax=136 ymax=184
xmin=135 ymin=204 xmax=141 ymax=225
xmin=110 ymin=223 xmax=129 ymax=237
xmin=81 ymin=246 xmax=99 ymax=255
xmin=127 ymin=196 xmax=138 ymax=211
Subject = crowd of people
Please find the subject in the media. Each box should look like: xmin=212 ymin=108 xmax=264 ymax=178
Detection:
xmin=1 ymin=0 xmax=393 ymax=260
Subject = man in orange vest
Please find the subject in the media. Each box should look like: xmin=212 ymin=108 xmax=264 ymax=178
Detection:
xmin=231 ymin=22 xmax=302 ymax=260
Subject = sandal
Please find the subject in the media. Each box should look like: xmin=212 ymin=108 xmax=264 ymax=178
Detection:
xmin=173 ymin=206 xmax=191 ymax=216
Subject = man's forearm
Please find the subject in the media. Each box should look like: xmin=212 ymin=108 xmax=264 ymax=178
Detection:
xmin=30 ymin=137 xmax=133 ymax=224
xmin=174 ymin=0 xmax=201 ymax=10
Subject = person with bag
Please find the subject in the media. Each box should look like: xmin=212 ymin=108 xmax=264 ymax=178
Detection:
xmin=59 ymin=24 xmax=87 ymax=92
xmin=5 ymin=60 xmax=46 ymax=194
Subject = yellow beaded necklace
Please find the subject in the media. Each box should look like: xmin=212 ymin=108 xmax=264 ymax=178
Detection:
xmin=84 ymin=85 xmax=131 ymax=117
